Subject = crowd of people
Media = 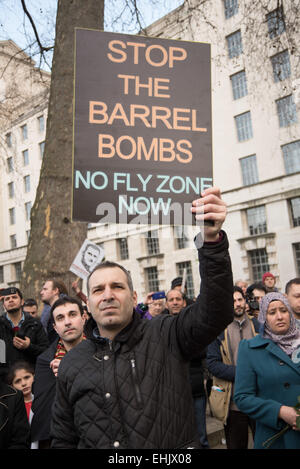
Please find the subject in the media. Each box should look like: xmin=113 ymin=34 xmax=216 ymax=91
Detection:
xmin=0 ymin=187 xmax=300 ymax=449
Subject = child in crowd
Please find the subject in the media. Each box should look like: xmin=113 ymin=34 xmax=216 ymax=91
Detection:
xmin=7 ymin=361 xmax=34 ymax=423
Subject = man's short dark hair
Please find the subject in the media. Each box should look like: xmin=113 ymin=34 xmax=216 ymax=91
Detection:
xmin=285 ymin=277 xmax=300 ymax=294
xmin=171 ymin=277 xmax=183 ymax=289
xmin=50 ymin=296 xmax=84 ymax=323
xmin=233 ymin=286 xmax=245 ymax=299
xmin=246 ymin=282 xmax=267 ymax=297
xmin=87 ymin=261 xmax=134 ymax=294
xmin=23 ymin=298 xmax=37 ymax=307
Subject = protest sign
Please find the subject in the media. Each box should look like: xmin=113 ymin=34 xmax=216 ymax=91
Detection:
xmin=69 ymin=239 xmax=104 ymax=279
xmin=72 ymin=29 xmax=212 ymax=225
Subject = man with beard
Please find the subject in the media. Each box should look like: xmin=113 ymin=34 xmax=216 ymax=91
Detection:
xmin=206 ymin=286 xmax=259 ymax=449
xmin=0 ymin=287 xmax=48 ymax=376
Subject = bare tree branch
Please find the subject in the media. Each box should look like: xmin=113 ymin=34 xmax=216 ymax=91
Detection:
xmin=20 ymin=0 xmax=54 ymax=67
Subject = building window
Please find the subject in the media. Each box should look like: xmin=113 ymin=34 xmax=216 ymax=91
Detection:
xmin=14 ymin=262 xmax=22 ymax=281
xmin=21 ymin=124 xmax=28 ymax=140
xmin=9 ymin=207 xmax=16 ymax=225
xmin=10 ymin=234 xmax=17 ymax=249
xmin=294 ymin=243 xmax=300 ymax=275
xmin=247 ymin=206 xmax=267 ymax=235
xmin=226 ymin=30 xmax=243 ymax=58
xmin=0 ymin=266 xmax=4 ymax=284
xmin=145 ymin=266 xmax=159 ymax=292
xmin=118 ymin=237 xmax=129 ymax=260
xmin=39 ymin=141 xmax=45 ymax=158
xmin=290 ymin=197 xmax=300 ymax=227
xmin=6 ymin=132 xmax=12 ymax=147
xmin=224 ymin=0 xmax=238 ymax=19
xmin=8 ymin=182 xmax=14 ymax=198
xmin=235 ymin=111 xmax=253 ymax=141
xmin=267 ymin=6 xmax=285 ymax=39
xmin=23 ymin=149 xmax=29 ymax=166
xmin=38 ymin=115 xmax=45 ymax=132
xmin=26 ymin=230 xmax=31 ymax=242
xmin=240 ymin=155 xmax=259 ymax=186
xmin=174 ymin=226 xmax=189 ymax=249
xmin=24 ymin=175 xmax=31 ymax=193
xmin=25 ymin=202 xmax=32 ymax=221
xmin=176 ymin=261 xmax=195 ymax=299
xmin=271 ymin=50 xmax=291 ymax=82
xmin=248 ymin=248 xmax=270 ymax=282
xmin=230 ymin=70 xmax=248 ymax=100
xmin=282 ymin=140 xmax=300 ymax=174
xmin=146 ymin=230 xmax=160 ymax=255
xmin=276 ymin=95 xmax=298 ymax=127
xmin=7 ymin=157 xmax=13 ymax=173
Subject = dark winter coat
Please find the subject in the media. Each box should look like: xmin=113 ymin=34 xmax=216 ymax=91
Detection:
xmin=0 ymin=312 xmax=49 ymax=372
xmin=0 ymin=376 xmax=30 ymax=449
xmin=50 ymin=232 xmax=234 ymax=449
xmin=189 ymin=350 xmax=207 ymax=397
xmin=31 ymin=338 xmax=59 ymax=443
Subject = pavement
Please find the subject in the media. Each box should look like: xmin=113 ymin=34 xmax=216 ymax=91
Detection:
xmin=206 ymin=406 xmax=254 ymax=449
xmin=206 ymin=410 xmax=226 ymax=449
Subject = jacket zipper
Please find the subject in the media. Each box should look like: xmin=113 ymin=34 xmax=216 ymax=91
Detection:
xmin=130 ymin=357 xmax=143 ymax=407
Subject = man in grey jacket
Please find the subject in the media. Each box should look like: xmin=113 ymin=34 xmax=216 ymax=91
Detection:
xmin=51 ymin=187 xmax=234 ymax=449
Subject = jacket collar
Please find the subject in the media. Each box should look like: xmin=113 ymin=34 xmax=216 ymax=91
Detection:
xmin=249 ymin=334 xmax=300 ymax=374
xmin=84 ymin=310 xmax=144 ymax=352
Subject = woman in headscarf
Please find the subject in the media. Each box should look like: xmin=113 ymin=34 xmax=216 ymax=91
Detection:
xmin=234 ymin=292 xmax=300 ymax=449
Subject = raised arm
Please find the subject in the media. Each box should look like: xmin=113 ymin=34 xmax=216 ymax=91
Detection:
xmin=168 ymin=187 xmax=234 ymax=359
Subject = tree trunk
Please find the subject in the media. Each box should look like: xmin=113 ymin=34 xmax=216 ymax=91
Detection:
xmin=21 ymin=0 xmax=105 ymax=297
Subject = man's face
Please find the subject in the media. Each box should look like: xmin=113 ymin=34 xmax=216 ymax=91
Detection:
xmin=287 ymin=284 xmax=300 ymax=318
xmin=3 ymin=293 xmax=23 ymax=314
xmin=252 ymin=288 xmax=265 ymax=304
xmin=23 ymin=305 xmax=38 ymax=318
xmin=40 ymin=281 xmax=58 ymax=305
xmin=166 ymin=290 xmax=186 ymax=315
xmin=264 ymin=276 xmax=275 ymax=289
xmin=53 ymin=303 xmax=85 ymax=345
xmin=87 ymin=267 xmax=137 ymax=338
xmin=233 ymin=291 xmax=246 ymax=318
xmin=83 ymin=246 xmax=99 ymax=270
xmin=148 ymin=299 xmax=165 ymax=317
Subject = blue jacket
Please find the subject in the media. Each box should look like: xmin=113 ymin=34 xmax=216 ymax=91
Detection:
xmin=234 ymin=335 xmax=300 ymax=449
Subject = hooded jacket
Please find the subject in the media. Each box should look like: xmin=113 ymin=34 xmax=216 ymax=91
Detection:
xmin=50 ymin=232 xmax=234 ymax=449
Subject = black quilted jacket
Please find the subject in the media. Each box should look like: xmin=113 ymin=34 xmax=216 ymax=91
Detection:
xmin=51 ymin=232 xmax=233 ymax=449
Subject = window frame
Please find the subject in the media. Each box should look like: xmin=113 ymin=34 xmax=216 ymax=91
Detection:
xmin=226 ymin=30 xmax=243 ymax=59
xmin=276 ymin=94 xmax=298 ymax=128
xmin=240 ymin=154 xmax=259 ymax=186
xmin=235 ymin=111 xmax=253 ymax=142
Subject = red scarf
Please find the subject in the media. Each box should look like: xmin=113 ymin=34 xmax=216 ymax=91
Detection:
xmin=54 ymin=335 xmax=86 ymax=360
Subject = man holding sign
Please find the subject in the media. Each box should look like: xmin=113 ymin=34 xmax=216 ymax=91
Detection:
xmin=51 ymin=187 xmax=234 ymax=449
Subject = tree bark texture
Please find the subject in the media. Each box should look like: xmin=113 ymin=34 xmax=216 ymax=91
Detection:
xmin=21 ymin=0 xmax=105 ymax=297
